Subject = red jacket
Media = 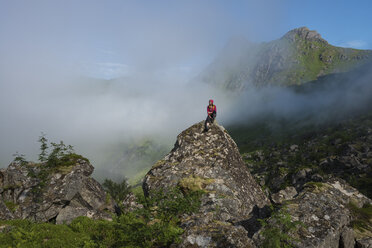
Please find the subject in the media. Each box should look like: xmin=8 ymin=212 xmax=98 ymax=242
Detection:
xmin=207 ymin=105 xmax=216 ymax=116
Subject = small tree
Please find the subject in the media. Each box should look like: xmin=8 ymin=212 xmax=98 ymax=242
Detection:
xmin=38 ymin=132 xmax=49 ymax=162
xmin=47 ymin=141 xmax=74 ymax=168
xmin=12 ymin=151 xmax=27 ymax=166
xmin=102 ymin=179 xmax=131 ymax=203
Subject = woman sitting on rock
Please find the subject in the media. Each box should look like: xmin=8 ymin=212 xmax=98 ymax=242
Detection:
xmin=204 ymin=99 xmax=217 ymax=131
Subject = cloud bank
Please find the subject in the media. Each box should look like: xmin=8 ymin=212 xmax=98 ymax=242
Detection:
xmin=1 ymin=1 xmax=371 ymax=182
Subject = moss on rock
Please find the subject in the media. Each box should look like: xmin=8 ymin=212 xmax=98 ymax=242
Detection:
xmin=178 ymin=176 xmax=215 ymax=192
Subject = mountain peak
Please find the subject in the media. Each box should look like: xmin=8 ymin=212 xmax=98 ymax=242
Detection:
xmin=283 ymin=26 xmax=327 ymax=43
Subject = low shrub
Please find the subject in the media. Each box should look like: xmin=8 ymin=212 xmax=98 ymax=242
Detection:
xmin=0 ymin=186 xmax=203 ymax=248
xmin=259 ymin=206 xmax=302 ymax=248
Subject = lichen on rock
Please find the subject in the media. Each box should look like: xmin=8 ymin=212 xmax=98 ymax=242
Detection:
xmin=143 ymin=121 xmax=269 ymax=247
xmin=0 ymin=158 xmax=116 ymax=224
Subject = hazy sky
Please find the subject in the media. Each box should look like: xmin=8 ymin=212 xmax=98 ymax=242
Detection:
xmin=1 ymin=0 xmax=370 ymax=79
xmin=0 ymin=0 xmax=371 ymax=168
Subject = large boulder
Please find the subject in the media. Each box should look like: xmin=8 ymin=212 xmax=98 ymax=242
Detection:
xmin=143 ymin=121 xmax=269 ymax=247
xmin=271 ymin=186 xmax=297 ymax=204
xmin=255 ymin=178 xmax=372 ymax=248
xmin=0 ymin=158 xmax=116 ymax=224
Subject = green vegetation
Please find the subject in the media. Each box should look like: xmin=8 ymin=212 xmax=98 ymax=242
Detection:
xmin=13 ymin=134 xmax=90 ymax=171
xmin=102 ymin=179 xmax=131 ymax=203
xmin=202 ymin=27 xmax=372 ymax=89
xmin=348 ymin=202 xmax=372 ymax=233
xmin=38 ymin=132 xmax=49 ymax=163
xmin=304 ymin=181 xmax=326 ymax=189
xmin=259 ymin=206 xmax=302 ymax=248
xmin=12 ymin=152 xmax=28 ymax=166
xmin=178 ymin=176 xmax=214 ymax=193
xmin=289 ymin=36 xmax=369 ymax=84
xmin=45 ymin=141 xmax=88 ymax=169
xmin=0 ymin=187 xmax=203 ymax=248
xmin=229 ymin=111 xmax=372 ymax=198
xmin=3 ymin=135 xmax=205 ymax=247
xmin=271 ymin=30 xmax=371 ymax=86
xmin=131 ymin=185 xmax=144 ymax=197
xmin=0 ymin=219 xmax=90 ymax=248
xmin=4 ymin=201 xmax=18 ymax=213
xmin=93 ymin=138 xmax=170 ymax=184
xmin=11 ymin=134 xmax=90 ymax=200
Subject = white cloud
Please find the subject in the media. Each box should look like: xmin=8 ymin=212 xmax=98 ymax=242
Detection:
xmin=339 ymin=40 xmax=368 ymax=49
xmin=83 ymin=62 xmax=130 ymax=79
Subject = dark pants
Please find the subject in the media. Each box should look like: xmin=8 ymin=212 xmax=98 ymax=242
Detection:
xmin=204 ymin=112 xmax=216 ymax=130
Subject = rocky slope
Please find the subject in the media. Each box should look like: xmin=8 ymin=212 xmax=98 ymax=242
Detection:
xmin=144 ymin=120 xmax=372 ymax=247
xmin=238 ymin=112 xmax=372 ymax=199
xmin=0 ymin=156 xmax=116 ymax=224
xmin=199 ymin=27 xmax=372 ymax=89
xmin=228 ymin=111 xmax=372 ymax=247
xmin=254 ymin=178 xmax=372 ymax=248
xmin=143 ymin=121 xmax=269 ymax=247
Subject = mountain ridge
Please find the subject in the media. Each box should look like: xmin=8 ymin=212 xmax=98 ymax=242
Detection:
xmin=199 ymin=26 xmax=372 ymax=89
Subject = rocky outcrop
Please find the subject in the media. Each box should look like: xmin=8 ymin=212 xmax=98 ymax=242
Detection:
xmin=242 ymin=114 xmax=372 ymax=199
xmin=289 ymin=179 xmax=370 ymax=248
xmin=0 ymin=158 xmax=116 ymax=224
xmin=252 ymin=178 xmax=372 ymax=248
xmin=271 ymin=186 xmax=297 ymax=204
xmin=143 ymin=121 xmax=269 ymax=247
xmin=283 ymin=27 xmax=327 ymax=44
xmin=356 ymin=238 xmax=372 ymax=248
xmin=121 ymin=192 xmax=143 ymax=213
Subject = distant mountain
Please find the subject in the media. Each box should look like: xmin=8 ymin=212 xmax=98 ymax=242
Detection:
xmin=199 ymin=27 xmax=372 ymax=89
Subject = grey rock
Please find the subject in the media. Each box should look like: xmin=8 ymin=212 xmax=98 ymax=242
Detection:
xmin=143 ymin=121 xmax=269 ymax=247
xmin=290 ymin=144 xmax=299 ymax=151
xmin=283 ymin=27 xmax=327 ymax=44
xmin=56 ymin=206 xmax=90 ymax=224
xmin=0 ymin=199 xmax=14 ymax=220
xmin=121 ymin=192 xmax=143 ymax=213
xmin=340 ymin=227 xmax=355 ymax=248
xmin=285 ymin=179 xmax=371 ymax=248
xmin=0 ymin=159 xmax=116 ymax=224
xmin=292 ymin=168 xmax=313 ymax=189
xmin=271 ymin=186 xmax=297 ymax=204
xmin=356 ymin=238 xmax=372 ymax=248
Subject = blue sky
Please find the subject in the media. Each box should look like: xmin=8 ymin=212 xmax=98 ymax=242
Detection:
xmin=0 ymin=0 xmax=371 ymax=79
xmin=286 ymin=0 xmax=372 ymax=49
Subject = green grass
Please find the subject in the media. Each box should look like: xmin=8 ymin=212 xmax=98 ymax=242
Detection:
xmin=128 ymin=167 xmax=150 ymax=186
xmin=96 ymin=138 xmax=170 ymax=182
xmin=102 ymin=179 xmax=131 ymax=203
xmin=228 ymin=110 xmax=372 ymax=197
xmin=131 ymin=185 xmax=144 ymax=197
xmin=348 ymin=202 xmax=372 ymax=233
xmin=259 ymin=206 xmax=303 ymax=248
xmin=287 ymin=34 xmax=371 ymax=86
xmin=0 ymin=187 xmax=204 ymax=248
xmin=4 ymin=201 xmax=18 ymax=213
xmin=0 ymin=219 xmax=90 ymax=248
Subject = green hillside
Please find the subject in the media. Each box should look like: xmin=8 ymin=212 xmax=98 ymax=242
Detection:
xmin=93 ymin=138 xmax=170 ymax=185
xmin=227 ymin=110 xmax=372 ymax=198
xmin=200 ymin=27 xmax=372 ymax=88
